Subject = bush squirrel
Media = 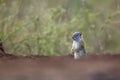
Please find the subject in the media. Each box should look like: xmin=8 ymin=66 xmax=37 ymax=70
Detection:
xmin=71 ymin=32 xmax=86 ymax=59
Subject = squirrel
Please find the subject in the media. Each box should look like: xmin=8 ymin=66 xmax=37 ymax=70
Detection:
xmin=71 ymin=32 xmax=86 ymax=59
xmin=0 ymin=39 xmax=6 ymax=56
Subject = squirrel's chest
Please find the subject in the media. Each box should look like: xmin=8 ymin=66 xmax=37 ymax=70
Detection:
xmin=72 ymin=41 xmax=81 ymax=49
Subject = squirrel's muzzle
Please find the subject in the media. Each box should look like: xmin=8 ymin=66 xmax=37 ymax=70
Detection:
xmin=72 ymin=36 xmax=75 ymax=40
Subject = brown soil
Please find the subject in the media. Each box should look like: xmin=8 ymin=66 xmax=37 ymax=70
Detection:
xmin=0 ymin=54 xmax=120 ymax=80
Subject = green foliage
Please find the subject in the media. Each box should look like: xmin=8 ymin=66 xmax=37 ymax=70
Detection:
xmin=0 ymin=0 xmax=120 ymax=56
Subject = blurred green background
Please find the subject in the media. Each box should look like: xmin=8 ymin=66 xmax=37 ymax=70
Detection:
xmin=0 ymin=0 xmax=120 ymax=56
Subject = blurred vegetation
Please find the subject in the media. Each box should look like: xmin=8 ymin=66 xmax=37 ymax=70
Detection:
xmin=0 ymin=0 xmax=120 ymax=56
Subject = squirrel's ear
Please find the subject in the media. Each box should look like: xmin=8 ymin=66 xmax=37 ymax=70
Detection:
xmin=80 ymin=32 xmax=82 ymax=35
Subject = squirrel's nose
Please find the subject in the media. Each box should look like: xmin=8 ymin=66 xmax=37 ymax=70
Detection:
xmin=72 ymin=36 xmax=74 ymax=40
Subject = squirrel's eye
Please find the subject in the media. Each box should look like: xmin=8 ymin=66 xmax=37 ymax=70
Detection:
xmin=75 ymin=35 xmax=79 ymax=37
xmin=75 ymin=34 xmax=79 ymax=38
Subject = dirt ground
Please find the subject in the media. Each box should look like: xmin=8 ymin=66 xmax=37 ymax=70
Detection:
xmin=0 ymin=54 xmax=120 ymax=80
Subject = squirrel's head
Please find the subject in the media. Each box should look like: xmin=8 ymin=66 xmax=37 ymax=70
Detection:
xmin=72 ymin=32 xmax=82 ymax=41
